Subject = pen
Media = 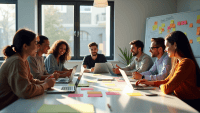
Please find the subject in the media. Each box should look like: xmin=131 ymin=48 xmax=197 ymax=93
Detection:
xmin=107 ymin=104 xmax=112 ymax=112
xmin=135 ymin=68 xmax=140 ymax=72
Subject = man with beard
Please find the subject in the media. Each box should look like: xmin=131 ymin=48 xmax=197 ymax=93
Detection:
xmin=113 ymin=40 xmax=153 ymax=76
xmin=82 ymin=42 xmax=107 ymax=72
xmin=133 ymin=38 xmax=171 ymax=80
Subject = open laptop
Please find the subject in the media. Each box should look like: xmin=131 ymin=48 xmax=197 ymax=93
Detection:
xmin=46 ymin=69 xmax=84 ymax=94
xmin=56 ymin=65 xmax=78 ymax=84
xmin=93 ymin=63 xmax=110 ymax=74
xmin=119 ymin=69 xmax=156 ymax=90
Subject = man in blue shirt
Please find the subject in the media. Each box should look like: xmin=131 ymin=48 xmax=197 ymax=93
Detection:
xmin=82 ymin=42 xmax=107 ymax=72
xmin=133 ymin=38 xmax=171 ymax=80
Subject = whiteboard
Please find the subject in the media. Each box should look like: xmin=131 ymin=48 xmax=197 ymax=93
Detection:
xmin=144 ymin=10 xmax=200 ymax=58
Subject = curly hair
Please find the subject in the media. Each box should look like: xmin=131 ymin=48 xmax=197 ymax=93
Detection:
xmin=47 ymin=40 xmax=71 ymax=64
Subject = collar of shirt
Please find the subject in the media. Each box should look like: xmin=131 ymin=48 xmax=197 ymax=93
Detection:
xmin=156 ymin=52 xmax=168 ymax=63
xmin=135 ymin=53 xmax=145 ymax=62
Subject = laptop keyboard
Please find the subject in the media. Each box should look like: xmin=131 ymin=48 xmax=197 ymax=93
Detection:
xmin=61 ymin=86 xmax=74 ymax=91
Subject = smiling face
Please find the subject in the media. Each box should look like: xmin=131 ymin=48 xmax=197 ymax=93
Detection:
xmin=130 ymin=44 xmax=139 ymax=56
xmin=165 ymin=40 xmax=176 ymax=58
xmin=89 ymin=45 xmax=98 ymax=56
xmin=27 ymin=38 xmax=38 ymax=57
xmin=58 ymin=44 xmax=66 ymax=56
xmin=38 ymin=39 xmax=50 ymax=54
xmin=149 ymin=41 xmax=159 ymax=57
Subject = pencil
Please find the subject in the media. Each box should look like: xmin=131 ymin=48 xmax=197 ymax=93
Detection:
xmin=107 ymin=104 xmax=112 ymax=112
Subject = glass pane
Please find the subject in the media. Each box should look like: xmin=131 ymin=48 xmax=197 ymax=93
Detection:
xmin=42 ymin=5 xmax=74 ymax=56
xmin=0 ymin=4 xmax=16 ymax=57
xmin=80 ymin=5 xmax=110 ymax=56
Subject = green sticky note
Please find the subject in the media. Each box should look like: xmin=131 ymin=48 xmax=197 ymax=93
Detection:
xmin=172 ymin=28 xmax=176 ymax=31
xmin=37 ymin=104 xmax=94 ymax=113
xmin=159 ymin=26 xmax=162 ymax=30
xmin=170 ymin=20 xmax=174 ymax=24
xmin=78 ymin=83 xmax=90 ymax=87
xmin=159 ymin=30 xmax=162 ymax=34
xmin=152 ymin=25 xmax=157 ymax=31
xmin=197 ymin=15 xmax=200 ymax=20
xmin=197 ymin=37 xmax=200 ymax=42
xmin=161 ymin=23 xmax=165 ymax=27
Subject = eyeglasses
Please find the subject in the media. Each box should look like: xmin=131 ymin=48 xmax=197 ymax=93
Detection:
xmin=149 ymin=47 xmax=159 ymax=50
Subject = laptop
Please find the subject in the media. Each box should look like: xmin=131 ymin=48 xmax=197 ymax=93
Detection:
xmin=56 ymin=65 xmax=78 ymax=84
xmin=46 ymin=69 xmax=84 ymax=94
xmin=105 ymin=62 xmax=118 ymax=76
xmin=119 ymin=69 xmax=156 ymax=90
xmin=93 ymin=63 xmax=110 ymax=74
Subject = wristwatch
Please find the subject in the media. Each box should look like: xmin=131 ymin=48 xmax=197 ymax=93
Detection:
xmin=142 ymin=75 xmax=145 ymax=79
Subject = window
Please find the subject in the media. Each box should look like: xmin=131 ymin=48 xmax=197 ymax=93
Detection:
xmin=38 ymin=1 xmax=114 ymax=60
xmin=0 ymin=0 xmax=17 ymax=59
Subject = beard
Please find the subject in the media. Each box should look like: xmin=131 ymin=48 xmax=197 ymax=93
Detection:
xmin=91 ymin=52 xmax=97 ymax=56
xmin=151 ymin=52 xmax=158 ymax=57
xmin=132 ymin=51 xmax=138 ymax=56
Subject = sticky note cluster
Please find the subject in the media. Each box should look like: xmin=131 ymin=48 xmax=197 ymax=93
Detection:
xmin=152 ymin=21 xmax=158 ymax=31
xmin=197 ymin=15 xmax=200 ymax=24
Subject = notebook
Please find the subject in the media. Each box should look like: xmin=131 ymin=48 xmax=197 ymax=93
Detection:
xmin=56 ymin=65 xmax=78 ymax=84
xmin=46 ymin=69 xmax=84 ymax=94
xmin=119 ymin=69 xmax=156 ymax=90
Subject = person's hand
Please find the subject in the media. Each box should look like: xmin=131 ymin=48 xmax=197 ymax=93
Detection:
xmin=52 ymin=72 xmax=60 ymax=80
xmin=91 ymin=67 xmax=95 ymax=72
xmin=132 ymin=72 xmax=142 ymax=79
xmin=136 ymin=79 xmax=153 ymax=86
xmin=44 ymin=77 xmax=55 ymax=88
xmin=116 ymin=64 xmax=121 ymax=69
xmin=66 ymin=71 xmax=72 ymax=77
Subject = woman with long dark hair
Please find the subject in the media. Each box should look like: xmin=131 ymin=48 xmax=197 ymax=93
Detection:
xmin=136 ymin=31 xmax=200 ymax=112
xmin=0 ymin=29 xmax=55 ymax=110
xmin=44 ymin=40 xmax=72 ymax=77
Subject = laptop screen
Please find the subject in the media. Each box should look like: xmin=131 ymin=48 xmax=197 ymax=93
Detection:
xmin=74 ymin=68 xmax=84 ymax=87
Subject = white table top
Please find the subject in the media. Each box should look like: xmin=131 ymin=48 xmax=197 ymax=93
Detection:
xmin=1 ymin=73 xmax=198 ymax=113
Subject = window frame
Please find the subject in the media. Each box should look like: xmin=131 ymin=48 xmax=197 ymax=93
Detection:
xmin=38 ymin=0 xmax=114 ymax=60
xmin=0 ymin=0 xmax=18 ymax=60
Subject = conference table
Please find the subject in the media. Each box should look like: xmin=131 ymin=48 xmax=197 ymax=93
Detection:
xmin=1 ymin=73 xmax=198 ymax=113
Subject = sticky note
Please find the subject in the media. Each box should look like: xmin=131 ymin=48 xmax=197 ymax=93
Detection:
xmin=170 ymin=24 xmax=175 ymax=28
xmin=189 ymin=39 xmax=193 ymax=44
xmin=105 ymin=84 xmax=115 ymax=86
xmin=159 ymin=30 xmax=162 ymax=34
xmin=167 ymin=30 xmax=170 ymax=33
xmin=177 ymin=21 xmax=181 ymax=26
xmin=197 ymin=27 xmax=200 ymax=35
xmin=197 ymin=15 xmax=200 ymax=20
xmin=172 ymin=28 xmax=176 ymax=31
xmin=197 ymin=37 xmax=200 ymax=42
xmin=170 ymin=20 xmax=174 ymax=24
xmin=81 ymin=88 xmax=94 ymax=90
xmin=106 ymin=92 xmax=121 ymax=95
xmin=78 ymin=83 xmax=90 ymax=87
xmin=108 ymin=88 xmax=121 ymax=91
xmin=161 ymin=28 xmax=165 ymax=32
xmin=68 ymin=94 xmax=83 ymax=97
xmin=181 ymin=21 xmax=184 ymax=25
xmin=102 ymin=81 xmax=112 ymax=82
xmin=184 ymin=20 xmax=187 ymax=25
xmin=113 ymin=77 xmax=120 ymax=79
xmin=167 ymin=26 xmax=171 ymax=30
xmin=189 ymin=23 xmax=193 ymax=28
xmin=154 ymin=21 xmax=158 ymax=25
xmin=152 ymin=25 xmax=157 ymax=31
xmin=87 ymin=91 xmax=102 ymax=94
xmin=184 ymin=32 xmax=187 ymax=36
xmin=117 ymin=80 xmax=125 ymax=82
xmin=37 ymin=104 xmax=94 ymax=113
xmin=159 ymin=26 xmax=162 ymax=30
xmin=197 ymin=19 xmax=200 ymax=24
xmin=87 ymin=80 xmax=97 ymax=83
xmin=88 ymin=94 xmax=102 ymax=97
xmin=197 ymin=31 xmax=200 ymax=35
xmin=161 ymin=23 xmax=165 ymax=27
xmin=127 ymin=93 xmax=142 ymax=96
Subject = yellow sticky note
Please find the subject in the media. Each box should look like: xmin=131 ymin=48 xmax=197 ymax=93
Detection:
xmin=87 ymin=81 xmax=97 ymax=83
xmin=152 ymin=25 xmax=157 ymax=31
xmin=127 ymin=93 xmax=142 ymax=96
xmin=93 ymin=74 xmax=100 ymax=76
xmin=37 ymin=104 xmax=94 ymax=113
xmin=108 ymin=88 xmax=121 ymax=91
xmin=197 ymin=37 xmax=200 ymax=42
xmin=161 ymin=23 xmax=165 ymax=27
xmin=172 ymin=28 xmax=176 ymax=31
xmin=197 ymin=15 xmax=200 ymax=20
xmin=170 ymin=20 xmax=174 ymax=24
xmin=159 ymin=30 xmax=162 ymax=34
xmin=105 ymin=84 xmax=115 ymax=86
xmin=102 ymin=81 xmax=111 ymax=82
xmin=184 ymin=32 xmax=187 ymax=36
xmin=159 ymin=26 xmax=162 ymax=30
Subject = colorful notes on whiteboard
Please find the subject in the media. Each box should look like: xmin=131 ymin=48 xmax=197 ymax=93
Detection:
xmin=197 ymin=15 xmax=200 ymax=23
xmin=177 ymin=21 xmax=181 ymax=26
xmin=170 ymin=24 xmax=176 ymax=28
xmin=189 ymin=39 xmax=193 ymax=44
xmin=170 ymin=20 xmax=174 ymax=24
xmin=189 ymin=23 xmax=193 ymax=28
xmin=161 ymin=23 xmax=165 ymax=27
xmin=152 ymin=25 xmax=158 ymax=31
xmin=197 ymin=27 xmax=200 ymax=35
xmin=197 ymin=37 xmax=200 ymax=42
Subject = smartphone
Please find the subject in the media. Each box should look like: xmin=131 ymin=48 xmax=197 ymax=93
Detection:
xmin=145 ymin=93 xmax=158 ymax=96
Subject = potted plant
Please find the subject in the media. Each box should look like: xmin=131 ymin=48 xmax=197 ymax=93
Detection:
xmin=118 ymin=46 xmax=133 ymax=65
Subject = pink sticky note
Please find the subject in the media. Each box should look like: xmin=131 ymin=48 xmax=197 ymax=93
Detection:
xmin=113 ymin=77 xmax=120 ymax=79
xmin=88 ymin=94 xmax=102 ymax=97
xmin=177 ymin=22 xmax=181 ymax=26
xmin=117 ymin=80 xmax=125 ymax=82
xmin=68 ymin=94 xmax=83 ymax=97
xmin=167 ymin=26 xmax=170 ymax=30
xmin=106 ymin=92 xmax=121 ymax=95
xmin=81 ymin=88 xmax=94 ymax=90
xmin=181 ymin=21 xmax=184 ymax=25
